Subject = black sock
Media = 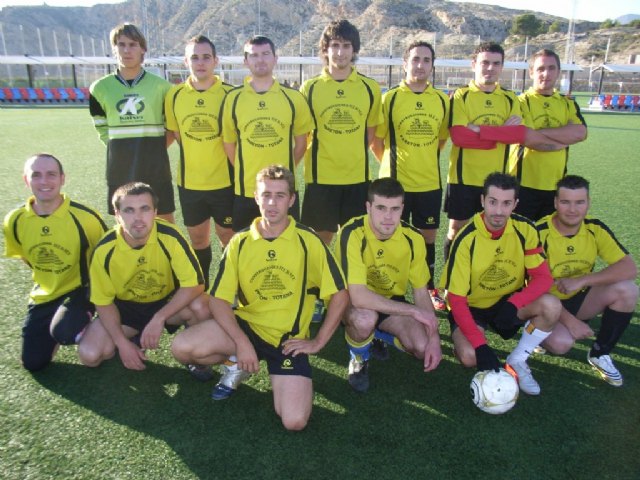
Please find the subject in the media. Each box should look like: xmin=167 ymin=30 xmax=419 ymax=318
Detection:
xmin=590 ymin=307 xmax=632 ymax=357
xmin=426 ymin=242 xmax=436 ymax=290
xmin=195 ymin=246 xmax=212 ymax=289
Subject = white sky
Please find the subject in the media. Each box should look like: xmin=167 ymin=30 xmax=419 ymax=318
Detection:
xmin=0 ymin=0 xmax=637 ymax=22
xmin=452 ymin=0 xmax=637 ymax=22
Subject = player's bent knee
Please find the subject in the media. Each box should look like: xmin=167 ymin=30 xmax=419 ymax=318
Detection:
xmin=77 ymin=343 xmax=112 ymax=367
xmin=280 ymin=412 xmax=310 ymax=431
xmin=543 ymin=335 xmax=574 ymax=355
xmin=619 ymin=280 xmax=640 ymax=303
xmin=538 ymin=294 xmax=562 ymax=325
xmin=456 ymin=347 xmax=477 ymax=368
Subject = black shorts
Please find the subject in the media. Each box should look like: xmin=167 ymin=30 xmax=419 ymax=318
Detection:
xmin=178 ymin=186 xmax=233 ymax=228
xmin=232 ymin=193 xmax=300 ymax=232
xmin=561 ymin=288 xmax=590 ymax=316
xmin=376 ymin=296 xmax=408 ymax=327
xmin=108 ymin=181 xmax=175 ymax=215
xmin=402 ymin=190 xmax=442 ymax=230
xmin=448 ymin=295 xmax=521 ymax=340
xmin=301 ymin=182 xmax=369 ymax=232
xmin=114 ymin=297 xmax=180 ymax=333
xmin=22 ymin=287 xmax=93 ymax=371
xmin=514 ymin=186 xmax=555 ymax=222
xmin=237 ymin=316 xmax=312 ymax=378
xmin=444 ymin=183 xmax=483 ymax=221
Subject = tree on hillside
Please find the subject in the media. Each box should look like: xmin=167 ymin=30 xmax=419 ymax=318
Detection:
xmin=511 ymin=14 xmax=543 ymax=36
xmin=628 ymin=19 xmax=640 ymax=28
xmin=600 ymin=19 xmax=620 ymax=28
xmin=548 ymin=20 xmax=564 ymax=33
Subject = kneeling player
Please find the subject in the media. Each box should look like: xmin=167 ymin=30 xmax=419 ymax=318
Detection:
xmin=441 ymin=172 xmax=560 ymax=395
xmin=537 ymin=175 xmax=638 ymax=386
xmin=336 ymin=178 xmax=442 ymax=393
xmin=78 ymin=183 xmax=210 ymax=372
xmin=171 ymin=166 xmax=348 ymax=431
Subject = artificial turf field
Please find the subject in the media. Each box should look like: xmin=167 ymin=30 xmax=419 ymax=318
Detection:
xmin=0 ymin=108 xmax=639 ymax=479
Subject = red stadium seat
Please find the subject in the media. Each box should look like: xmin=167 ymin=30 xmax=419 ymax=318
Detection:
xmin=34 ymin=88 xmax=46 ymax=101
xmin=2 ymin=87 xmax=14 ymax=101
xmin=65 ymin=87 xmax=78 ymax=101
xmin=602 ymin=94 xmax=612 ymax=109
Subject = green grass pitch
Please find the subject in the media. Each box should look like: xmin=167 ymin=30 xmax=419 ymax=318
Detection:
xmin=0 ymin=108 xmax=639 ymax=479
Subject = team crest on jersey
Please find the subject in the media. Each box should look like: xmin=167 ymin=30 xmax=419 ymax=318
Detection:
xmin=323 ymin=106 xmax=361 ymax=134
xmin=41 ymin=226 xmax=50 ymax=235
xmin=479 ymin=261 xmax=518 ymax=292
xmin=197 ymin=99 xmax=205 ymax=106
xmin=184 ymin=114 xmax=218 ymax=141
xmin=246 ymin=117 xmax=284 ymax=148
xmin=124 ymin=270 xmax=167 ymax=300
xmin=398 ymin=115 xmax=437 ymax=147
xmin=485 ymin=99 xmax=493 ymax=107
xmin=367 ymin=265 xmax=397 ymax=293
xmin=566 ymin=245 xmax=575 ymax=254
xmin=267 ymin=249 xmax=276 ymax=260
xmin=258 ymin=100 xmax=267 ymax=110
xmin=33 ymin=245 xmax=71 ymax=274
xmin=376 ymin=249 xmax=384 ymax=258
xmin=137 ymin=256 xmax=146 ymax=265
xmin=117 ymin=95 xmax=145 ymax=117
xmin=336 ymin=89 xmax=345 ymax=98
xmin=416 ymin=101 xmax=423 ymax=109
xmin=495 ymin=246 xmax=504 ymax=255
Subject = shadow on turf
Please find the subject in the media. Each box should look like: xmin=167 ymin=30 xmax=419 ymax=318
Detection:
xmin=27 ymin=319 xmax=639 ymax=478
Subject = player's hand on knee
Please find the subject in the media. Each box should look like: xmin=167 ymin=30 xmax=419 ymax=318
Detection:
xmin=493 ymin=301 xmax=518 ymax=330
xmin=423 ymin=340 xmax=442 ymax=372
xmin=140 ymin=317 xmax=164 ymax=350
xmin=236 ymin=342 xmax=259 ymax=373
xmin=118 ymin=340 xmax=147 ymax=370
xmin=568 ymin=320 xmax=594 ymax=340
xmin=475 ymin=344 xmax=501 ymax=372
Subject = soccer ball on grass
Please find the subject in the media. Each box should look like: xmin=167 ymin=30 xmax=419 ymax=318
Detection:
xmin=470 ymin=368 xmax=519 ymax=414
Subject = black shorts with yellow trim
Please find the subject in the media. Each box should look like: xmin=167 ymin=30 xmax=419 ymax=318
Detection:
xmin=237 ymin=316 xmax=311 ymax=378
xmin=178 ymin=185 xmax=233 ymax=228
xmin=114 ymin=297 xmax=180 ymax=334
xmin=560 ymin=288 xmax=591 ymax=317
xmin=448 ymin=295 xmax=522 ymax=340
xmin=444 ymin=183 xmax=483 ymax=221
xmin=301 ymin=182 xmax=368 ymax=233
xmin=402 ymin=189 xmax=442 ymax=230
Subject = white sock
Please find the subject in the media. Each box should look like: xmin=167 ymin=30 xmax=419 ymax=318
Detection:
xmin=507 ymin=321 xmax=551 ymax=364
xmin=225 ymin=355 xmax=239 ymax=370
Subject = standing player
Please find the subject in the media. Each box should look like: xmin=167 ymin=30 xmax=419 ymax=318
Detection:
xmin=537 ymin=176 xmax=638 ymax=386
xmin=372 ymin=40 xmax=450 ymax=311
xmin=89 ymin=23 xmax=175 ymax=222
xmin=171 ymin=166 xmax=348 ymax=430
xmin=444 ymin=42 xmax=564 ymax=259
xmin=441 ymin=173 xmax=560 ymax=395
xmin=165 ymin=35 xmax=234 ymax=283
xmin=77 ymin=183 xmax=210 ymax=372
xmin=222 ymin=35 xmax=313 ymax=232
xmin=336 ymin=178 xmax=442 ymax=393
xmin=3 ymin=153 xmax=107 ymax=371
xmin=300 ymin=19 xmax=383 ymax=245
xmin=509 ymin=49 xmax=588 ymax=221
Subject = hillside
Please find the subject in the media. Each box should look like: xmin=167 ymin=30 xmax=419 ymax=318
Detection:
xmin=0 ymin=0 xmax=637 ymax=64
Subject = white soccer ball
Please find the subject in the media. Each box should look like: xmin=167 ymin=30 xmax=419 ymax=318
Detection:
xmin=470 ymin=368 xmax=519 ymax=415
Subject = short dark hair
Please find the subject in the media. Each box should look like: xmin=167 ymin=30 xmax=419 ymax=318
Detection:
xmin=112 ymin=182 xmax=158 ymax=211
xmin=319 ymin=19 xmax=360 ymax=63
xmin=25 ymin=153 xmax=64 ymax=176
xmin=110 ymin=23 xmax=147 ymax=51
xmin=256 ymin=165 xmax=295 ymax=195
xmin=187 ymin=35 xmax=216 ymax=57
xmin=473 ymin=42 xmax=504 ymax=63
xmin=482 ymin=172 xmax=519 ymax=198
xmin=530 ymin=48 xmax=560 ymax=70
xmin=368 ymin=177 xmax=405 ymax=203
xmin=556 ymin=175 xmax=590 ymax=196
xmin=244 ymin=35 xmax=275 ymax=59
xmin=403 ymin=41 xmax=435 ymax=63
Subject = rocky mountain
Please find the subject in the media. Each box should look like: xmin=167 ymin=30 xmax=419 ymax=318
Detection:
xmin=0 ymin=0 xmax=636 ymax=64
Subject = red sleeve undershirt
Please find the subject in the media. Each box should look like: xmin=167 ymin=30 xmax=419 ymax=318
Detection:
xmin=508 ymin=260 xmax=553 ymax=309
xmin=478 ymin=125 xmax=527 ymax=144
xmin=450 ymin=125 xmax=497 ymax=149
xmin=448 ymin=293 xmax=487 ymax=349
